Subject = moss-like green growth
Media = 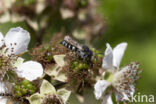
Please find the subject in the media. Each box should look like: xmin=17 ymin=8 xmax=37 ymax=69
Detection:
xmin=32 ymin=44 xmax=54 ymax=68
xmin=70 ymin=60 xmax=88 ymax=72
xmin=91 ymin=48 xmax=104 ymax=58
xmin=14 ymin=79 xmax=37 ymax=97
xmin=42 ymin=45 xmax=54 ymax=62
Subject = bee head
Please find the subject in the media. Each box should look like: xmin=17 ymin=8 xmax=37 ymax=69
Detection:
xmin=82 ymin=45 xmax=90 ymax=52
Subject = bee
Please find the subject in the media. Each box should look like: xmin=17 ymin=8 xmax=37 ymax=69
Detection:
xmin=60 ymin=36 xmax=93 ymax=62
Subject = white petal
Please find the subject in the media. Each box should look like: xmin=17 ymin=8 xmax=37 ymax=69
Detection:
xmin=130 ymin=85 xmax=135 ymax=97
xmin=0 ymin=97 xmax=7 ymax=104
xmin=0 ymin=82 xmax=11 ymax=104
xmin=122 ymin=92 xmax=130 ymax=101
xmin=16 ymin=61 xmax=43 ymax=81
xmin=57 ymin=89 xmax=71 ymax=103
xmin=0 ymin=82 xmax=12 ymax=94
xmin=102 ymin=43 xmax=113 ymax=69
xmin=4 ymin=27 xmax=30 ymax=55
xmin=94 ymin=80 xmax=110 ymax=99
xmin=0 ymin=32 xmax=4 ymax=47
xmin=0 ymin=82 xmax=6 ymax=93
xmin=115 ymin=91 xmax=122 ymax=102
xmin=53 ymin=55 xmax=65 ymax=67
xmin=40 ymin=80 xmax=56 ymax=95
xmin=102 ymin=94 xmax=113 ymax=104
xmin=113 ymin=42 xmax=127 ymax=68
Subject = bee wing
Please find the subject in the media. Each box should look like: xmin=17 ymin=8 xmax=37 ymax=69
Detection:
xmin=64 ymin=36 xmax=83 ymax=50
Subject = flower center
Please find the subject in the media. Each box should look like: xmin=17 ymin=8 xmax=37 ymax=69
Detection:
xmin=104 ymin=72 xmax=114 ymax=83
xmin=42 ymin=94 xmax=64 ymax=104
xmin=111 ymin=62 xmax=141 ymax=97
xmin=0 ymin=45 xmax=18 ymax=80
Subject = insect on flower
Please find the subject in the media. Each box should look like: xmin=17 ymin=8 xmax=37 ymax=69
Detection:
xmin=60 ymin=36 xmax=93 ymax=62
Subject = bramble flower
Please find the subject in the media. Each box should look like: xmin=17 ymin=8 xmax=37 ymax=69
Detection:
xmin=94 ymin=43 xmax=142 ymax=104
xmin=0 ymin=27 xmax=43 ymax=103
xmin=0 ymin=27 xmax=30 ymax=55
xmin=0 ymin=27 xmax=43 ymax=81
xmin=28 ymin=80 xmax=71 ymax=104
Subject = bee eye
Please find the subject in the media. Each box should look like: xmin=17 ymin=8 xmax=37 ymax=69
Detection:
xmin=61 ymin=40 xmax=65 ymax=44
xmin=82 ymin=45 xmax=90 ymax=52
xmin=72 ymin=46 xmax=76 ymax=50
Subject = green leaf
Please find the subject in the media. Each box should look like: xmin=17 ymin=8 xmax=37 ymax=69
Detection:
xmin=53 ymin=55 xmax=66 ymax=67
xmin=55 ymin=71 xmax=67 ymax=82
xmin=44 ymin=65 xmax=60 ymax=76
xmin=40 ymin=80 xmax=56 ymax=95
xmin=4 ymin=70 xmax=18 ymax=83
xmin=57 ymin=89 xmax=71 ymax=103
xmin=28 ymin=93 xmax=41 ymax=104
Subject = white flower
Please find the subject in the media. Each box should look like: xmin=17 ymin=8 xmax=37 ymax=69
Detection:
xmin=15 ymin=61 xmax=43 ymax=81
xmin=0 ymin=27 xmax=43 ymax=81
xmin=94 ymin=80 xmax=110 ymax=100
xmin=94 ymin=43 xmax=141 ymax=104
xmin=0 ymin=27 xmax=44 ymax=104
xmin=28 ymin=80 xmax=71 ymax=104
xmin=0 ymin=27 xmax=30 ymax=55
xmin=102 ymin=43 xmax=127 ymax=70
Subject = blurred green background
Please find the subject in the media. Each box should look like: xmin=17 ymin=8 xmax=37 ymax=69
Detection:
xmin=0 ymin=0 xmax=156 ymax=104
xmin=97 ymin=0 xmax=156 ymax=104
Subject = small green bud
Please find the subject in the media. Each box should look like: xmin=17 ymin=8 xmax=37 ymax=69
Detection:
xmin=21 ymin=88 xmax=28 ymax=95
xmin=21 ymin=84 xmax=26 ymax=89
xmin=22 ymin=79 xmax=30 ymax=86
xmin=14 ymin=85 xmax=20 ymax=91
xmin=16 ymin=91 xmax=22 ymax=97
xmin=92 ymin=58 xmax=97 ymax=63
xmin=27 ymin=84 xmax=34 ymax=89
xmin=31 ymin=86 xmax=37 ymax=91
xmin=29 ymin=89 xmax=36 ymax=94
xmin=73 ymin=61 xmax=79 ymax=66
xmin=83 ymin=63 xmax=88 ymax=69
xmin=78 ymin=63 xmax=83 ymax=69
xmin=73 ymin=67 xmax=79 ymax=72
xmin=97 ymin=54 xmax=103 ymax=58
